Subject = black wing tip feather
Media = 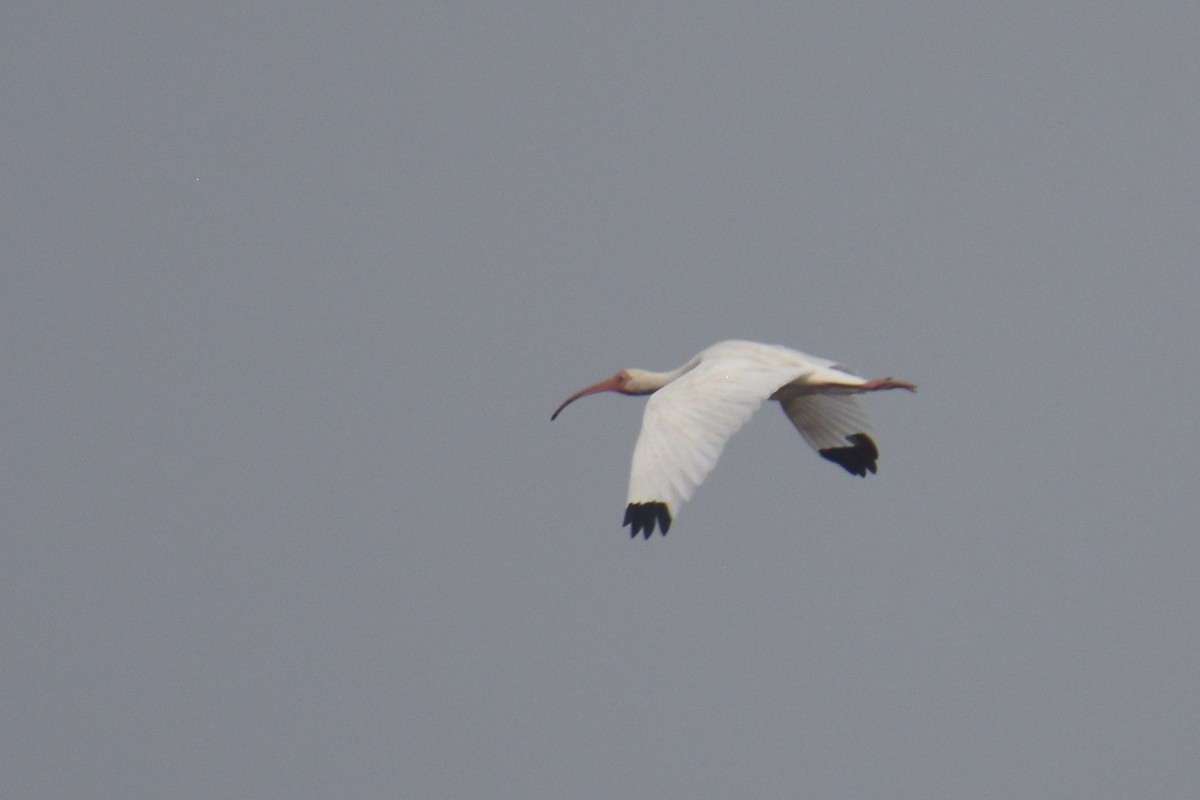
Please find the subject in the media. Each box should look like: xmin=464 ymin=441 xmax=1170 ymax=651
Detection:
xmin=819 ymin=433 xmax=880 ymax=477
xmin=624 ymin=502 xmax=672 ymax=539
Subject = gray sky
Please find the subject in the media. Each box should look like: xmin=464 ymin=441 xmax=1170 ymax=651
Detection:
xmin=4 ymin=2 xmax=1199 ymax=798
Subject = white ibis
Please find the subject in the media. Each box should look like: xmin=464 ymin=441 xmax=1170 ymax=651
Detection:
xmin=552 ymin=340 xmax=915 ymax=538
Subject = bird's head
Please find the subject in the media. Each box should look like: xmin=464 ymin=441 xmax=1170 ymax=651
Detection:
xmin=551 ymin=369 xmax=662 ymax=420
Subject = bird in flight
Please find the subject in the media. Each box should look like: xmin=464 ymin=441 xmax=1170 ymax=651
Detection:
xmin=552 ymin=340 xmax=915 ymax=538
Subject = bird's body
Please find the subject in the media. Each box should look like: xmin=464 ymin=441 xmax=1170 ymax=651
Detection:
xmin=552 ymin=340 xmax=915 ymax=538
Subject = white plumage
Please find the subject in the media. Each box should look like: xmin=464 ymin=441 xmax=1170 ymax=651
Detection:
xmin=552 ymin=340 xmax=915 ymax=538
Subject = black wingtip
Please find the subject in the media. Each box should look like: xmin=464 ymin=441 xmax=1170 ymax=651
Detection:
xmin=819 ymin=433 xmax=880 ymax=477
xmin=623 ymin=502 xmax=672 ymax=538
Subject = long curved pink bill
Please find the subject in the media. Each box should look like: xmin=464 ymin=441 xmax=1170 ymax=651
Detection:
xmin=551 ymin=375 xmax=623 ymax=420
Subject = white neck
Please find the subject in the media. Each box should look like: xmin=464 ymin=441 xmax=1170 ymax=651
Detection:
xmin=624 ymin=356 xmax=700 ymax=395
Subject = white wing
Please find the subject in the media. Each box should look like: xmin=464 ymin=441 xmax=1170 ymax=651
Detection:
xmin=777 ymin=394 xmax=879 ymax=477
xmin=624 ymin=343 xmax=813 ymax=537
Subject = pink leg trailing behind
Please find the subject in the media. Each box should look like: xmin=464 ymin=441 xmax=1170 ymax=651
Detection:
xmin=860 ymin=377 xmax=917 ymax=392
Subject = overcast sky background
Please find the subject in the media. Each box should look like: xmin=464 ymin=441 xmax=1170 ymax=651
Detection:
xmin=4 ymin=3 xmax=1199 ymax=798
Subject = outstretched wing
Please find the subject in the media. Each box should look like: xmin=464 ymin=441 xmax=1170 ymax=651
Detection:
xmin=778 ymin=394 xmax=878 ymax=477
xmin=625 ymin=346 xmax=809 ymax=538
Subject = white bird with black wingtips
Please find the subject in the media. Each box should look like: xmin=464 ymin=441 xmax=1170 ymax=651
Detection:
xmin=552 ymin=340 xmax=915 ymax=538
